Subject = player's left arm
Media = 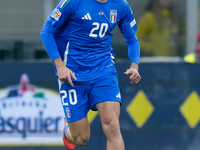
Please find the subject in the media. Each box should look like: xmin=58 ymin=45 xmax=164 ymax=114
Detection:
xmin=118 ymin=1 xmax=141 ymax=84
xmin=124 ymin=33 xmax=141 ymax=84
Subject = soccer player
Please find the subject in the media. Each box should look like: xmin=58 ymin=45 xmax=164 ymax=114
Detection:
xmin=40 ymin=0 xmax=141 ymax=149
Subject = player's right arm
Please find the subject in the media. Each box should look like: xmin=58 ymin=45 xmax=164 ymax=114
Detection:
xmin=54 ymin=58 xmax=77 ymax=87
xmin=40 ymin=0 xmax=77 ymax=86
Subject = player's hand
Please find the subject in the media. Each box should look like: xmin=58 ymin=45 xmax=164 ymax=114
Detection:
xmin=124 ymin=63 xmax=141 ymax=84
xmin=57 ymin=65 xmax=77 ymax=87
xmin=54 ymin=58 xmax=77 ymax=87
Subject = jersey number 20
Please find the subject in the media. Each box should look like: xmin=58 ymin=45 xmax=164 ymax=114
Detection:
xmin=89 ymin=22 xmax=108 ymax=38
xmin=60 ymin=89 xmax=78 ymax=106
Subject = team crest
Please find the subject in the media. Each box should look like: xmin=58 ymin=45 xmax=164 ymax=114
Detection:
xmin=51 ymin=9 xmax=62 ymax=21
xmin=110 ymin=10 xmax=117 ymax=23
xmin=65 ymin=108 xmax=71 ymax=118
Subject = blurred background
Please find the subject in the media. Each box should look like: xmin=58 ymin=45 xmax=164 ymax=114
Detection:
xmin=0 ymin=0 xmax=195 ymax=61
xmin=0 ymin=0 xmax=200 ymax=150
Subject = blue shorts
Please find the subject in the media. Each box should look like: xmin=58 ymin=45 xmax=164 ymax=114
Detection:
xmin=59 ymin=70 xmax=121 ymax=122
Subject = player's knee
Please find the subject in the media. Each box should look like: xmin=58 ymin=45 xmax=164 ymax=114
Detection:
xmin=73 ymin=133 xmax=90 ymax=146
xmin=102 ymin=118 xmax=120 ymax=136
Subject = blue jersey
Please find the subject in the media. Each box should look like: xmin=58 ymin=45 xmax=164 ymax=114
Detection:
xmin=40 ymin=0 xmax=140 ymax=81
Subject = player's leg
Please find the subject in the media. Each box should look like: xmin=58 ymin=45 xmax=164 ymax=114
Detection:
xmin=60 ymin=81 xmax=91 ymax=148
xmin=89 ymin=70 xmax=124 ymax=150
xmin=64 ymin=116 xmax=90 ymax=146
xmin=96 ymin=101 xmax=124 ymax=150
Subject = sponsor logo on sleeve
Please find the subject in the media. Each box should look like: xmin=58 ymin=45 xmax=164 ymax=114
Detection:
xmin=130 ymin=19 xmax=136 ymax=27
xmin=51 ymin=9 xmax=62 ymax=21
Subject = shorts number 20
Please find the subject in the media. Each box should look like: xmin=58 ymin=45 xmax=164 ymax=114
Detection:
xmin=60 ymin=89 xmax=78 ymax=106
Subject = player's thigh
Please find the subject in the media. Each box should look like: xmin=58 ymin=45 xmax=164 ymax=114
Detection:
xmin=96 ymin=101 xmax=121 ymax=123
xmin=68 ymin=116 xmax=90 ymax=138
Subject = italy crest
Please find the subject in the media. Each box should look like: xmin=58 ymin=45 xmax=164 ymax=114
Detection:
xmin=110 ymin=10 xmax=117 ymax=23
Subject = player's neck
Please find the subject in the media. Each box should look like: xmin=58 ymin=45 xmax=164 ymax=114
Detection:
xmin=96 ymin=0 xmax=108 ymax=3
